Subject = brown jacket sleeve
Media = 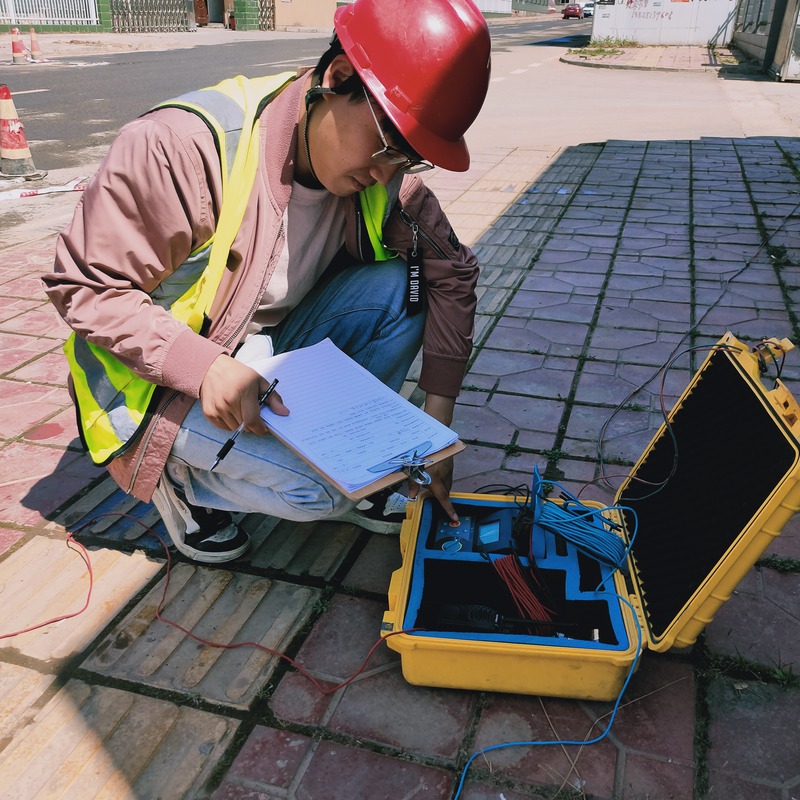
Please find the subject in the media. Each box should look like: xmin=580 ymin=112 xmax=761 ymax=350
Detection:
xmin=42 ymin=108 xmax=227 ymax=399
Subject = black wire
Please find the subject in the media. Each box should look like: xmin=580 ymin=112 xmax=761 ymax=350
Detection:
xmin=596 ymin=342 xmax=743 ymax=502
xmin=595 ymin=194 xmax=800 ymax=493
xmin=474 ymin=483 xmax=531 ymax=499
xmin=753 ymin=341 xmax=785 ymax=386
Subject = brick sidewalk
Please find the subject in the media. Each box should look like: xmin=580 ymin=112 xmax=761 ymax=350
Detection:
xmin=1 ymin=132 xmax=799 ymax=798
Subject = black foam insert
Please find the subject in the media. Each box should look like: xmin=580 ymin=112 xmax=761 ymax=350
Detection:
xmin=619 ymin=350 xmax=797 ymax=636
xmin=415 ymin=559 xmax=620 ymax=644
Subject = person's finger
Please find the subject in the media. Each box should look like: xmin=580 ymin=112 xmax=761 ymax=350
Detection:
xmin=428 ymin=477 xmax=459 ymax=523
xmin=265 ymin=390 xmax=290 ymax=417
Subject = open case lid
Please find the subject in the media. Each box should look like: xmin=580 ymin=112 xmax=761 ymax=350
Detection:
xmin=614 ymin=332 xmax=800 ymax=651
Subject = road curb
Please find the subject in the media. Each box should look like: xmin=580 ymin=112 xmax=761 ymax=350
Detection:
xmin=559 ymin=55 xmax=765 ymax=74
xmin=559 ymin=55 xmax=722 ymax=72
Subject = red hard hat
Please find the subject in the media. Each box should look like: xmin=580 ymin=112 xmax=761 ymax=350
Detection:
xmin=334 ymin=0 xmax=491 ymax=172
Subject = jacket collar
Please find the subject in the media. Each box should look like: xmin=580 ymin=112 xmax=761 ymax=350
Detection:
xmin=261 ymin=69 xmax=312 ymax=211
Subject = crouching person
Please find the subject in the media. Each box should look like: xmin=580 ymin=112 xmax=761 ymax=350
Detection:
xmin=43 ymin=0 xmax=491 ymax=563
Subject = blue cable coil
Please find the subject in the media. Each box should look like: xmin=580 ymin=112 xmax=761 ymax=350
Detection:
xmin=538 ymin=499 xmax=628 ymax=568
xmin=530 ymin=469 xmax=637 ymax=572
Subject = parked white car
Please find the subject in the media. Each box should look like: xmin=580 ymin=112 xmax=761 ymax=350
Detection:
xmin=582 ymin=1 xmax=595 ymax=15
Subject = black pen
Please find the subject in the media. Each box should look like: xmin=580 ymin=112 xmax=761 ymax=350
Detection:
xmin=210 ymin=378 xmax=279 ymax=472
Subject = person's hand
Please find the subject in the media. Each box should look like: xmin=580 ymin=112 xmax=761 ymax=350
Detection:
xmin=409 ymin=393 xmax=460 ymax=523
xmin=200 ymin=354 xmax=288 ymax=432
xmin=408 ymin=456 xmax=459 ymax=523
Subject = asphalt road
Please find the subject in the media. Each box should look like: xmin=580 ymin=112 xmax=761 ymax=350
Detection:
xmin=6 ymin=36 xmax=330 ymax=171
xmin=5 ymin=18 xmax=591 ymax=172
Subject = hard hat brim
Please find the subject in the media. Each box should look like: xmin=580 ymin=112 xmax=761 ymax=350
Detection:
xmin=362 ymin=75 xmax=472 ymax=173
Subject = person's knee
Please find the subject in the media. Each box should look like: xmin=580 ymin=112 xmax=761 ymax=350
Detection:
xmin=272 ymin=485 xmax=352 ymax=522
xmin=174 ymin=459 xmax=352 ymax=522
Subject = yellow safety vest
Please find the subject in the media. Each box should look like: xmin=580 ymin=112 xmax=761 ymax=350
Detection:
xmin=65 ymin=73 xmax=395 ymax=466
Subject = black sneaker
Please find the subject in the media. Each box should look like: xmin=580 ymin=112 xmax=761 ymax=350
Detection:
xmin=334 ymin=489 xmax=410 ymax=535
xmin=151 ymin=474 xmax=250 ymax=563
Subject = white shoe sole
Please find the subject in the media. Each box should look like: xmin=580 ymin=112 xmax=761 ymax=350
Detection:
xmin=170 ymin=535 xmax=251 ymax=564
xmin=334 ymin=509 xmax=402 ymax=535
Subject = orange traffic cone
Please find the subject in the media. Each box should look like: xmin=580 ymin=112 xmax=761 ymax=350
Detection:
xmin=29 ymin=27 xmax=43 ymax=61
xmin=10 ymin=28 xmax=27 ymax=65
xmin=0 ymin=85 xmax=47 ymax=180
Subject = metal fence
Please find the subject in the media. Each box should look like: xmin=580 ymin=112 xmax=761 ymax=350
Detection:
xmin=109 ymin=0 xmax=190 ymax=31
xmin=0 ymin=0 xmax=98 ymax=25
xmin=1 ymin=0 xmax=271 ymax=32
xmin=257 ymin=0 xmax=274 ymax=31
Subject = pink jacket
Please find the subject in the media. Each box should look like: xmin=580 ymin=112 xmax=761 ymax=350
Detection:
xmin=43 ymin=76 xmax=479 ymax=502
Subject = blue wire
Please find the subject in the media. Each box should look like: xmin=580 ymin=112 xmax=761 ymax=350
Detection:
xmin=532 ymin=475 xmax=640 ymax=581
xmin=533 ymin=478 xmax=634 ymax=569
xmin=534 ymin=477 xmax=640 ymax=578
xmin=539 ymin=502 xmax=626 ymax=566
xmin=452 ymin=594 xmax=643 ymax=799
xmin=451 ymin=479 xmax=643 ymax=799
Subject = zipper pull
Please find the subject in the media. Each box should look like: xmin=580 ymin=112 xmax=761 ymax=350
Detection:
xmin=400 ymin=207 xmax=448 ymax=259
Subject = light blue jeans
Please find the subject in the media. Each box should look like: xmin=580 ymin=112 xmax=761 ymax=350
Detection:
xmin=168 ymin=258 xmax=425 ymax=520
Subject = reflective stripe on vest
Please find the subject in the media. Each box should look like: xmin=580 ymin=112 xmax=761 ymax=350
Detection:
xmin=65 ymin=335 xmax=157 ymax=465
xmin=64 ymin=72 xmax=296 ymax=466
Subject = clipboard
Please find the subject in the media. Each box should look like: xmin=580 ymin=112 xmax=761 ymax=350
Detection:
xmin=276 ymin=437 xmax=466 ymax=501
xmin=244 ymin=339 xmax=466 ymax=500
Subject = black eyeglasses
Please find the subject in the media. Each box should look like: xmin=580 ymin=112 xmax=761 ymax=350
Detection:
xmin=363 ymin=87 xmax=434 ymax=175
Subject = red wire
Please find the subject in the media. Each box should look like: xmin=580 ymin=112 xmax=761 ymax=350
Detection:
xmin=0 ymin=512 xmax=413 ymax=695
xmin=493 ymin=554 xmax=553 ymax=623
xmin=0 ymin=533 xmax=93 ymax=640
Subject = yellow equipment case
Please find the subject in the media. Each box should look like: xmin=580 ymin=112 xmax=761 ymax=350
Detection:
xmin=381 ymin=333 xmax=800 ymax=701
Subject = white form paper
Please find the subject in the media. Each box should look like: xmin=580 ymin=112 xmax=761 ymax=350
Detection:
xmin=248 ymin=339 xmax=458 ymax=493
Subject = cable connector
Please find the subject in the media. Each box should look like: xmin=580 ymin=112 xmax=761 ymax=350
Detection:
xmin=759 ymin=337 xmax=794 ymax=357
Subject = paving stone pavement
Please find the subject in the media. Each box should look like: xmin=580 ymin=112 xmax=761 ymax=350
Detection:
xmin=1 ymin=38 xmax=799 ymax=800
